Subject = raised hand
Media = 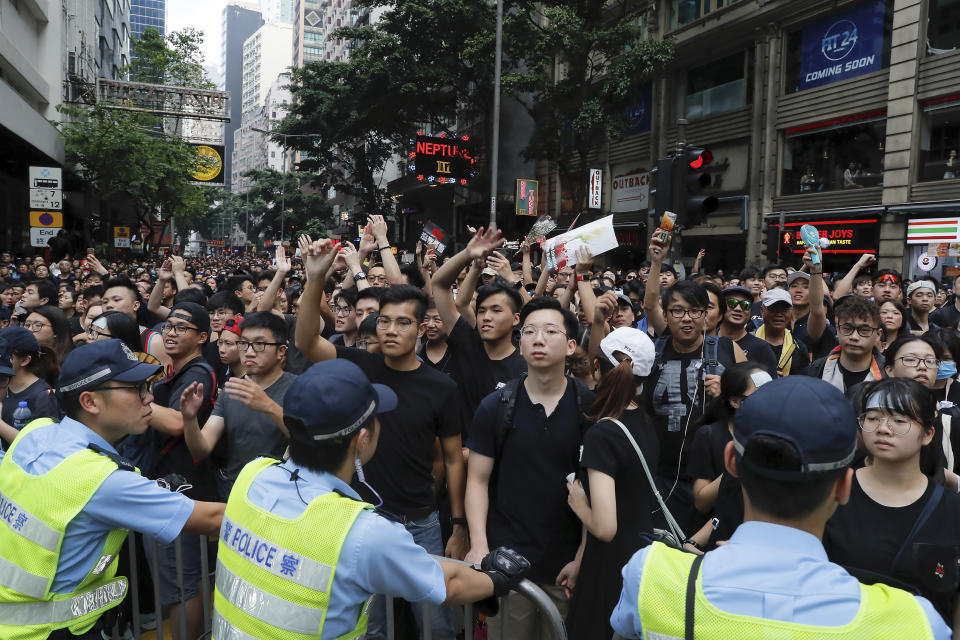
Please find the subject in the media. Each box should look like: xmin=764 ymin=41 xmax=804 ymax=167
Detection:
xmin=486 ymin=252 xmax=514 ymax=280
xmin=466 ymin=227 xmax=504 ymax=260
xmin=170 ymin=255 xmax=186 ymax=274
xmin=595 ymin=290 xmax=617 ymax=323
xmin=179 ymin=381 xmax=205 ymax=420
xmin=367 ymin=214 xmax=389 ymax=244
xmin=275 ymin=244 xmax=292 ymax=274
xmin=574 ymin=246 xmax=594 ymax=276
xmin=340 ymin=241 xmax=362 ymax=272
xmin=157 ymin=259 xmax=174 ymax=281
xmin=303 ymin=238 xmax=336 ymax=280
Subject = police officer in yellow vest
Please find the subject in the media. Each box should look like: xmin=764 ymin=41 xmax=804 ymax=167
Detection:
xmin=0 ymin=339 xmax=226 ymax=640
xmin=612 ymin=375 xmax=951 ymax=639
xmin=202 ymin=359 xmax=529 ymax=640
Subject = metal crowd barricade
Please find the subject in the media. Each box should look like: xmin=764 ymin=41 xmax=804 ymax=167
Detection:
xmin=112 ymin=536 xmax=566 ymax=640
xmin=104 ymin=532 xmax=213 ymax=640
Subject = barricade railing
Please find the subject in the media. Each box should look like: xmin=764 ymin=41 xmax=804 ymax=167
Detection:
xmin=108 ymin=535 xmax=567 ymax=640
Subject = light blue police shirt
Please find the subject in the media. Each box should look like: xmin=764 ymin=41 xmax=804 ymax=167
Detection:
xmin=239 ymin=460 xmax=447 ymax=640
xmin=10 ymin=417 xmax=194 ymax=593
xmin=611 ymin=521 xmax=950 ymax=639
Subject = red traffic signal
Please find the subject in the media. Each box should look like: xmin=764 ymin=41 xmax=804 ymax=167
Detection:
xmin=688 ymin=149 xmax=713 ymax=170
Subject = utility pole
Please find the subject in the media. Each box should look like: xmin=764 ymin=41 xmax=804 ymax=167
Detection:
xmin=488 ymin=0 xmax=504 ymax=232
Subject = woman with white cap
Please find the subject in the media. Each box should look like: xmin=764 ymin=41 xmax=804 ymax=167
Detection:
xmin=565 ymin=326 xmax=659 ymax=639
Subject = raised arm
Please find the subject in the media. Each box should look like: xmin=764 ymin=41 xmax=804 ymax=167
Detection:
xmin=170 ymin=256 xmax=190 ymax=292
xmin=643 ymin=234 xmax=670 ymax=336
xmin=588 ymin=291 xmax=617 ymax=358
xmin=257 ymin=245 xmax=291 ymax=313
xmin=692 ymin=249 xmax=705 ymax=276
xmin=803 ymin=245 xmax=827 ymax=342
xmin=340 ymin=242 xmax=370 ymax=291
xmin=433 ymin=227 xmax=504 ymax=331
xmin=368 ymin=214 xmax=403 ymax=284
xmin=833 ymin=253 xmax=876 ymax=299
xmin=294 ymin=237 xmax=339 ymax=363
xmin=521 ymin=238 xmax=534 ymax=285
xmin=574 ymin=247 xmax=597 ymax=324
xmin=147 ymin=259 xmax=173 ymax=320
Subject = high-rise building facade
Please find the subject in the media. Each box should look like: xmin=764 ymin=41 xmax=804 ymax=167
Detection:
xmin=233 ymin=24 xmax=293 ymax=186
xmin=222 ymin=1 xmax=264 ymax=186
xmin=130 ymin=0 xmax=166 ymax=41
xmin=260 ymin=0 xmax=295 ymax=25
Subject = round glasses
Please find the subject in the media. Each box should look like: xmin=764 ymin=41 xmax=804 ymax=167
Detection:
xmin=858 ymin=414 xmax=915 ymax=436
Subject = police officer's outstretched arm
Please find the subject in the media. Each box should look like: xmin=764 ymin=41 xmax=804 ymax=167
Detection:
xmin=182 ymin=499 xmax=225 ymax=538
xmin=439 ymin=547 xmax=529 ymax=605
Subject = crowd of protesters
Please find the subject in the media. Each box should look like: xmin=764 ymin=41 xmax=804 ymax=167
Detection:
xmin=1 ymin=214 xmax=960 ymax=639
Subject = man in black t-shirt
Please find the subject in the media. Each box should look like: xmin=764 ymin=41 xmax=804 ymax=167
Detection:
xmin=432 ymin=228 xmax=527 ymax=419
xmin=716 ymin=285 xmax=777 ymax=378
xmin=465 ymin=297 xmax=588 ymax=640
xmin=930 ymin=275 xmax=960 ymax=329
xmin=799 ymin=295 xmax=885 ymax=393
xmin=296 ymin=240 xmax=465 ymax=640
xmin=145 ymin=301 xmax=216 ymax=640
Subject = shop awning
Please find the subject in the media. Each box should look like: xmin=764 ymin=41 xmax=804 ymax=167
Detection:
xmin=887 ymin=201 xmax=960 ymax=216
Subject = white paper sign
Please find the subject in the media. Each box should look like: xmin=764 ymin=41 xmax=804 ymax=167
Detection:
xmin=542 ymin=214 xmax=619 ymax=271
xmin=30 ymin=226 xmax=60 ymax=247
xmin=115 ymin=238 xmax=131 ymax=248
xmin=29 ymin=188 xmax=62 ymax=210
xmin=29 ymin=166 xmax=62 ymax=190
xmin=588 ymin=169 xmax=602 ymax=209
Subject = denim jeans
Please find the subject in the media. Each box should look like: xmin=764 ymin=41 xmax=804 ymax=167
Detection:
xmin=364 ymin=510 xmax=455 ymax=640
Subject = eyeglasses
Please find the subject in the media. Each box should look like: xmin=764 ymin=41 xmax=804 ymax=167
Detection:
xmin=858 ymin=414 xmax=915 ymax=436
xmin=161 ymin=323 xmax=200 ymax=336
xmin=767 ymin=274 xmax=788 ymax=282
xmin=92 ymin=381 xmax=152 ymax=402
xmin=87 ymin=327 xmax=112 ymax=339
xmin=237 ymin=340 xmax=283 ymax=352
xmin=896 ymin=355 xmax=939 ymax=368
xmin=376 ymin=316 xmax=416 ymax=332
xmin=22 ymin=321 xmax=50 ymax=332
xmin=355 ymin=339 xmax=375 ymax=349
xmin=725 ymin=298 xmax=751 ymax=311
xmin=838 ymin=324 xmax=880 ymax=337
xmin=333 ymin=305 xmax=354 ymax=316
xmin=520 ymin=324 xmax=567 ymax=339
xmin=667 ymin=307 xmax=705 ymax=320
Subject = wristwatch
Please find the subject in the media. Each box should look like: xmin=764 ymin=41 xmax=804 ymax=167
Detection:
xmin=576 ymin=275 xmax=587 ymax=282
xmin=513 ymin=280 xmax=524 ymax=289
xmin=353 ymin=272 xmax=368 ymax=282
xmin=451 ymin=517 xmax=467 ymax=527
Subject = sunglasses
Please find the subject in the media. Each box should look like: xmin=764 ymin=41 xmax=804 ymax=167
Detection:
xmin=874 ymin=274 xmax=900 ymax=285
xmin=725 ymin=298 xmax=752 ymax=311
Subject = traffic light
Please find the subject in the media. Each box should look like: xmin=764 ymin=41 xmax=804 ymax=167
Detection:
xmin=649 ymin=157 xmax=675 ymax=219
xmin=676 ymin=145 xmax=719 ymax=227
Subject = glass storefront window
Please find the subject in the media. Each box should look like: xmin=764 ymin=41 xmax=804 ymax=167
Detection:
xmin=928 ymin=0 xmax=960 ymax=55
xmin=684 ymin=51 xmax=751 ymax=120
xmin=668 ymin=0 xmax=740 ymax=30
xmin=782 ymin=118 xmax=887 ymax=195
xmin=918 ymin=104 xmax=960 ymax=181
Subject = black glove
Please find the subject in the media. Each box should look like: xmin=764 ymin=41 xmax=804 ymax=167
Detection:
xmin=479 ymin=546 xmax=530 ymax=596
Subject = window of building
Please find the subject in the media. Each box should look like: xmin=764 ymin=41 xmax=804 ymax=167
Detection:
xmin=304 ymin=46 xmax=323 ymax=56
xmin=683 ymin=50 xmax=751 ymax=119
xmin=928 ymin=0 xmax=960 ymax=55
xmin=918 ymin=100 xmax=960 ymax=181
xmin=783 ymin=0 xmax=893 ymax=93
xmin=782 ymin=114 xmax=887 ymax=195
xmin=669 ymin=0 xmax=740 ymax=30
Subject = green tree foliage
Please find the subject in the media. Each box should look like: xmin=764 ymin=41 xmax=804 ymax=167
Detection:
xmin=501 ymin=1 xmax=673 ymax=215
xmin=60 ymin=29 xmax=217 ymax=251
xmin=280 ymin=0 xmax=496 ymax=214
xmin=241 ymin=168 xmax=334 ymax=240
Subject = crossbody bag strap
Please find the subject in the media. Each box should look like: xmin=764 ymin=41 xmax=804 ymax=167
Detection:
xmin=890 ymin=482 xmax=944 ymax=572
xmin=602 ymin=417 xmax=686 ymax=543
xmin=684 ymin=554 xmax=705 ymax=640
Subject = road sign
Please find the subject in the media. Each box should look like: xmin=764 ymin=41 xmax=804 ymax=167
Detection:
xmin=114 ymin=238 xmax=131 ymax=248
xmin=29 ymin=211 xmax=63 ymax=227
xmin=30 ymin=226 xmax=60 ymax=247
xmin=29 ymin=189 xmax=62 ymax=210
xmin=29 ymin=167 xmax=62 ymax=190
xmin=114 ymin=226 xmax=131 ymax=238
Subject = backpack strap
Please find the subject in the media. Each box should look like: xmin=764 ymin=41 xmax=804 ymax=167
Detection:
xmin=703 ymin=334 xmax=720 ymax=376
xmin=653 ymin=335 xmax=669 ymax=373
xmin=571 ymin=377 xmax=594 ymax=436
xmin=494 ymin=375 xmax=525 ymax=460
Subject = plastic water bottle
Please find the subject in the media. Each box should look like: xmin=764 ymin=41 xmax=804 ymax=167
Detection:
xmin=12 ymin=402 xmax=31 ymax=430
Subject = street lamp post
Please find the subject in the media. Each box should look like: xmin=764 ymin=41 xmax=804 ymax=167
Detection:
xmin=251 ymin=127 xmax=324 ymax=244
xmin=489 ymin=0 xmax=504 ymax=232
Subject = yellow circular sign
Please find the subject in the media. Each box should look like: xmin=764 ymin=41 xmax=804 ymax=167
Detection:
xmin=190 ymin=146 xmax=223 ymax=181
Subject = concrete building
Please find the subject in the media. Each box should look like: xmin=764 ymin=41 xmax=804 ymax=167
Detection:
xmin=222 ymin=1 xmax=264 ymax=187
xmin=534 ymin=0 xmax=960 ymax=279
xmin=292 ymin=0 xmax=326 ymax=67
xmin=233 ymin=71 xmax=293 ymax=188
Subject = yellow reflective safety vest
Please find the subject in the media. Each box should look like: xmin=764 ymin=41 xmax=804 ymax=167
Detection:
xmin=213 ymin=457 xmax=374 ymax=640
xmin=0 ymin=419 xmax=130 ymax=640
xmin=637 ymin=542 xmax=935 ymax=640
